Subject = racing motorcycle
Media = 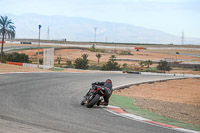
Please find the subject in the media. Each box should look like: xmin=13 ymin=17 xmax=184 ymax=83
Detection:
xmin=81 ymin=86 xmax=106 ymax=108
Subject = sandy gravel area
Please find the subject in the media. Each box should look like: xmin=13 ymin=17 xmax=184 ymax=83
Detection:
xmin=113 ymin=78 xmax=200 ymax=126
xmin=0 ymin=63 xmax=51 ymax=73
xmin=16 ymin=48 xmax=200 ymax=69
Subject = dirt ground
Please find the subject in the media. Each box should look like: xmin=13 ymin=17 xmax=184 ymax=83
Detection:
xmin=16 ymin=47 xmax=200 ymax=71
xmin=2 ymin=43 xmax=200 ymax=126
xmin=0 ymin=63 xmax=51 ymax=73
xmin=113 ymin=78 xmax=200 ymax=126
xmin=0 ymin=63 xmax=96 ymax=73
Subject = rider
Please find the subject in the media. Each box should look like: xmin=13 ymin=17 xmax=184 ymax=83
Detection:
xmin=81 ymin=79 xmax=113 ymax=106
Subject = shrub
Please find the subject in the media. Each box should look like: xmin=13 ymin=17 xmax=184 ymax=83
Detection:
xmin=109 ymin=55 xmax=116 ymax=63
xmin=88 ymin=44 xmax=98 ymax=52
xmin=102 ymin=55 xmax=121 ymax=71
xmin=74 ymin=54 xmax=89 ymax=69
xmin=102 ymin=61 xmax=121 ymax=71
xmin=139 ymin=60 xmax=153 ymax=68
xmin=123 ymin=63 xmax=128 ymax=68
xmin=66 ymin=60 xmax=72 ymax=65
xmin=157 ymin=60 xmax=171 ymax=73
xmin=4 ymin=52 xmax=30 ymax=63
xmin=65 ymin=60 xmax=74 ymax=68
xmin=145 ymin=60 xmax=153 ymax=68
xmin=119 ymin=50 xmax=133 ymax=55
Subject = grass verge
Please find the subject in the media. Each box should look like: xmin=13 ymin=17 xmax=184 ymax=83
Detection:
xmin=7 ymin=47 xmax=51 ymax=52
xmin=109 ymin=94 xmax=200 ymax=131
xmin=49 ymin=67 xmax=64 ymax=71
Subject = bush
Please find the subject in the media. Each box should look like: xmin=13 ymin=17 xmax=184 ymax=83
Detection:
xmin=119 ymin=50 xmax=133 ymax=55
xmin=102 ymin=61 xmax=121 ymax=71
xmin=4 ymin=52 xmax=30 ymax=63
xmin=74 ymin=54 xmax=89 ymax=69
xmin=157 ymin=60 xmax=171 ymax=73
xmin=66 ymin=60 xmax=74 ymax=68
xmin=88 ymin=44 xmax=98 ymax=52
xmin=102 ymin=55 xmax=121 ymax=71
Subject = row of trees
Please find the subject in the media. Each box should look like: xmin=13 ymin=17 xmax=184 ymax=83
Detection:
xmin=3 ymin=52 xmax=30 ymax=63
xmin=65 ymin=54 xmax=171 ymax=72
xmin=139 ymin=60 xmax=153 ymax=68
xmin=63 ymin=54 xmax=120 ymax=71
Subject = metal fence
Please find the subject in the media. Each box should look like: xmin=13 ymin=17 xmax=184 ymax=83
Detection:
xmin=23 ymin=63 xmax=53 ymax=69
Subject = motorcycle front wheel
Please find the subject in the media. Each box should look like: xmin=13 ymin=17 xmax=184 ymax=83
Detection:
xmin=86 ymin=94 xmax=100 ymax=108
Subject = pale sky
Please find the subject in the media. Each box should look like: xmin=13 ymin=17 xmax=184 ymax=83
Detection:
xmin=1 ymin=0 xmax=200 ymax=38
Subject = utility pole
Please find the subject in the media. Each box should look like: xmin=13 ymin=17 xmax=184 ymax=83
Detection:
xmin=182 ymin=31 xmax=184 ymax=45
xmin=94 ymin=27 xmax=97 ymax=42
xmin=47 ymin=26 xmax=50 ymax=40
xmin=105 ymin=36 xmax=108 ymax=43
xmin=37 ymin=25 xmax=42 ymax=68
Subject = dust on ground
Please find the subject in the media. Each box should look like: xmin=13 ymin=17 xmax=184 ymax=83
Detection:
xmin=113 ymin=78 xmax=200 ymax=126
xmin=18 ymin=47 xmax=200 ymax=65
xmin=16 ymin=47 xmax=200 ymax=74
xmin=0 ymin=63 xmax=51 ymax=73
xmin=0 ymin=63 xmax=96 ymax=73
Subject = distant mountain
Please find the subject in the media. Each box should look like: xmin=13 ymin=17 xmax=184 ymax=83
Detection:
xmin=3 ymin=13 xmax=200 ymax=44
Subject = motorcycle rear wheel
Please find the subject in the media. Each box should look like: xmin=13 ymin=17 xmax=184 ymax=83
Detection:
xmin=86 ymin=94 xmax=100 ymax=108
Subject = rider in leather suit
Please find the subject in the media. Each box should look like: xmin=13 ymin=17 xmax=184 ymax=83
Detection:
xmin=81 ymin=79 xmax=113 ymax=106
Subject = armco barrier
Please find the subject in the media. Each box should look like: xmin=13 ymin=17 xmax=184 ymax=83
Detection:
xmin=6 ymin=62 xmax=52 ymax=69
xmin=6 ymin=61 xmax=23 ymax=66
xmin=23 ymin=63 xmax=53 ymax=69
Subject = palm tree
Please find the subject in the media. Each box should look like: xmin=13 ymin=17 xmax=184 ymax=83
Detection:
xmin=82 ymin=54 xmax=88 ymax=60
xmin=56 ymin=57 xmax=62 ymax=65
xmin=146 ymin=60 xmax=152 ymax=68
xmin=0 ymin=16 xmax=15 ymax=62
xmin=109 ymin=55 xmax=116 ymax=63
xmin=96 ymin=54 xmax=101 ymax=64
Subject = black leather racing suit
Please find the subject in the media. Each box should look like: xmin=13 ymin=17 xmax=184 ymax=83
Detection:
xmin=91 ymin=81 xmax=113 ymax=104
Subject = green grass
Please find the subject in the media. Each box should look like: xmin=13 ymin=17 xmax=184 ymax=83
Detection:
xmin=7 ymin=48 xmax=36 ymax=52
xmin=139 ymin=67 xmax=159 ymax=72
xmin=110 ymin=94 xmax=200 ymax=131
xmin=49 ymin=67 xmax=64 ymax=71
xmin=7 ymin=47 xmax=51 ymax=52
xmin=88 ymin=65 xmax=102 ymax=70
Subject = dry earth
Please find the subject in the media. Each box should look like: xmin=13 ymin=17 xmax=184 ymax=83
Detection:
xmin=16 ymin=48 xmax=200 ymax=72
xmin=113 ymin=78 xmax=200 ymax=126
xmin=2 ymin=43 xmax=200 ymax=126
xmin=1 ymin=63 xmax=199 ymax=126
xmin=0 ymin=63 xmax=95 ymax=73
xmin=0 ymin=63 xmax=51 ymax=73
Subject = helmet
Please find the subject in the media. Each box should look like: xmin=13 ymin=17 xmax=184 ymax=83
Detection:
xmin=106 ymin=79 xmax=112 ymax=83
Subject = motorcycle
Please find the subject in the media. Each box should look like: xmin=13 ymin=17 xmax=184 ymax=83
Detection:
xmin=81 ymin=86 xmax=106 ymax=108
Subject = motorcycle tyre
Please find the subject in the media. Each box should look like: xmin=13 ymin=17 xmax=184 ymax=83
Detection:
xmin=86 ymin=94 xmax=100 ymax=108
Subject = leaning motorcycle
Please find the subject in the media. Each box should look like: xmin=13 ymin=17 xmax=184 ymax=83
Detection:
xmin=81 ymin=86 xmax=105 ymax=108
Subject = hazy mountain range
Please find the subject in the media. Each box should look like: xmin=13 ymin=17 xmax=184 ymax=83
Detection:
xmin=3 ymin=13 xmax=200 ymax=44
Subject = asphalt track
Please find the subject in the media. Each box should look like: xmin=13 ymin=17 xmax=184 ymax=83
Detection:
xmin=0 ymin=72 xmax=184 ymax=133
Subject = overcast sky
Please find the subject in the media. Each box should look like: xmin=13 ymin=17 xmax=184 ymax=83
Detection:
xmin=1 ymin=0 xmax=200 ymax=38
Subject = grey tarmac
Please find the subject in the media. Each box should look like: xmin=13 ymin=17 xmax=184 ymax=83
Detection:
xmin=0 ymin=72 xmax=184 ymax=133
